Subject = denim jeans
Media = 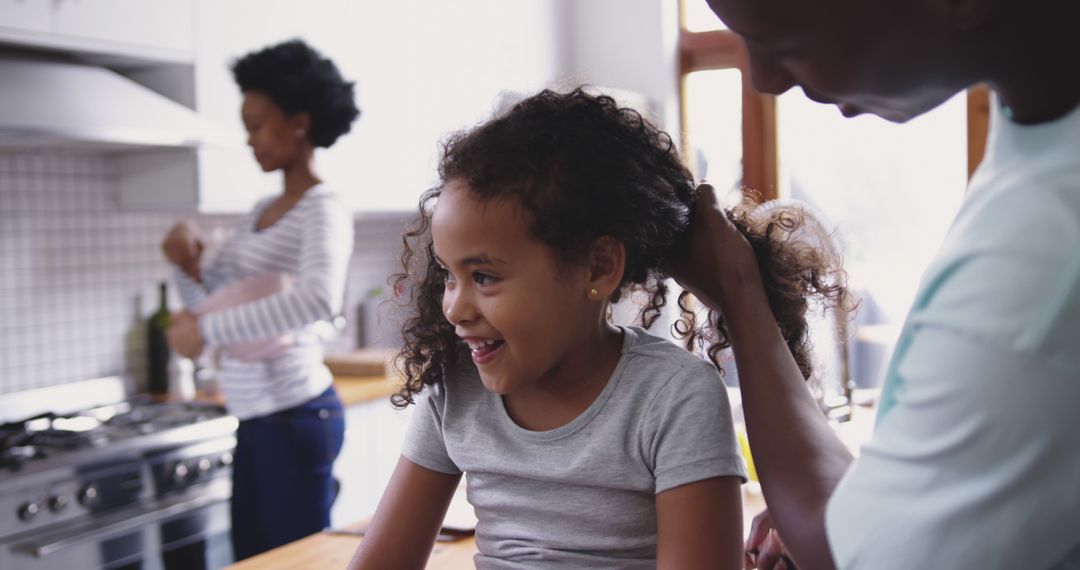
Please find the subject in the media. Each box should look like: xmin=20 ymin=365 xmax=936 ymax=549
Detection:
xmin=230 ymin=386 xmax=345 ymax=561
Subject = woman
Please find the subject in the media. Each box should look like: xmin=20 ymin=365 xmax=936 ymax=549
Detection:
xmin=161 ymin=38 xmax=360 ymax=561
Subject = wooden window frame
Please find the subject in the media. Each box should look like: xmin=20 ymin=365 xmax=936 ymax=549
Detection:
xmin=679 ymin=28 xmax=778 ymax=202
xmin=677 ymin=16 xmax=991 ymax=198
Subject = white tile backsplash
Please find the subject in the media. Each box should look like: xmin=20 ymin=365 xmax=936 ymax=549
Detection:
xmin=0 ymin=151 xmax=408 ymax=395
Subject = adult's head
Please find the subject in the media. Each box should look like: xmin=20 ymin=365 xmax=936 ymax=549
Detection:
xmin=704 ymin=0 xmax=1034 ymax=123
xmin=231 ymin=39 xmax=360 ymax=171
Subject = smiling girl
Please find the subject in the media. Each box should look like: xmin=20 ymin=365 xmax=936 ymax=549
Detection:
xmin=349 ymin=88 xmax=845 ymax=569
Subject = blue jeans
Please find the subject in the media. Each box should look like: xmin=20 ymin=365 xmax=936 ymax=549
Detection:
xmin=230 ymin=386 xmax=345 ymax=561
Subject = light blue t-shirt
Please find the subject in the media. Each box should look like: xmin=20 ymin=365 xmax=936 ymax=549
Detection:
xmin=827 ymin=97 xmax=1080 ymax=569
xmin=403 ymin=326 xmax=747 ymax=569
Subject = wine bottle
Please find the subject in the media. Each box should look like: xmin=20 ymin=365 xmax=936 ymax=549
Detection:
xmin=147 ymin=282 xmax=172 ymax=395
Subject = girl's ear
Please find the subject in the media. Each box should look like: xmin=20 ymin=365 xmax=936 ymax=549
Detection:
xmin=586 ymin=236 xmax=625 ymax=300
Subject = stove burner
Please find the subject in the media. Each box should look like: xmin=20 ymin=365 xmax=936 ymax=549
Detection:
xmin=0 ymin=399 xmax=226 ymax=472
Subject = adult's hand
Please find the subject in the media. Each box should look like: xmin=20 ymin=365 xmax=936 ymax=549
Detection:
xmin=745 ymin=509 xmax=797 ymax=570
xmin=162 ymin=222 xmax=204 ymax=282
xmin=668 ymin=182 xmax=762 ymax=313
xmin=166 ymin=310 xmax=204 ymax=360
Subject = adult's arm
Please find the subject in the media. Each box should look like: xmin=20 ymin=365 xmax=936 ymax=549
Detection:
xmin=656 ymin=476 xmax=744 ymax=570
xmin=672 ymin=184 xmax=850 ymax=569
xmin=200 ymin=193 xmax=353 ymax=345
xmin=348 ymin=456 xmax=462 ymax=570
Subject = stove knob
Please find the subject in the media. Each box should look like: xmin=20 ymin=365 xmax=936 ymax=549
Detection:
xmin=197 ymin=458 xmax=213 ymax=474
xmin=219 ymin=452 xmax=234 ymax=467
xmin=173 ymin=462 xmax=190 ymax=483
xmin=17 ymin=502 xmax=40 ymax=521
xmin=48 ymin=495 xmax=69 ymax=512
xmin=78 ymin=485 xmax=99 ymax=506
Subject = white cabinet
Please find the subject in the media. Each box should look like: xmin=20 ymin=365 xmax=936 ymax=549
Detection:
xmin=0 ymin=0 xmax=194 ymax=62
xmin=52 ymin=0 xmax=194 ymax=53
xmin=330 ymin=398 xmax=414 ymax=528
xmin=0 ymin=0 xmax=50 ymax=34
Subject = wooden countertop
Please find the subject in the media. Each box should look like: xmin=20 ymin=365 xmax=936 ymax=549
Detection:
xmin=332 ymin=374 xmax=401 ymax=407
xmin=228 ymin=491 xmax=766 ymax=570
xmin=226 ymin=525 xmax=477 ymax=569
xmin=180 ymin=375 xmax=399 ymax=409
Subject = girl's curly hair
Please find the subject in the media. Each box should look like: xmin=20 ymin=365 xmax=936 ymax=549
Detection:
xmin=390 ymin=88 xmax=849 ymax=407
xmin=231 ymin=38 xmax=360 ymax=148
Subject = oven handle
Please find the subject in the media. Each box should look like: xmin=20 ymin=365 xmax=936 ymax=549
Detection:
xmin=17 ymin=492 xmax=228 ymax=558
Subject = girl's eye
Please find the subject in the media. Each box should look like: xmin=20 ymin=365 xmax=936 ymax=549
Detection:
xmin=437 ymin=267 xmax=454 ymax=284
xmin=472 ymin=272 xmax=499 ymax=286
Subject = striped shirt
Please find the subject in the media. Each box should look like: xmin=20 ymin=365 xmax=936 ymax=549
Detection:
xmin=173 ymin=184 xmax=353 ymax=419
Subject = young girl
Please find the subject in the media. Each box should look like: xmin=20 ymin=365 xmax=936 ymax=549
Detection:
xmin=349 ymin=89 xmax=845 ymax=569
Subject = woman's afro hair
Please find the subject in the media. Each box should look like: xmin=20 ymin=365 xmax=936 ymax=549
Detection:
xmin=231 ymin=38 xmax=360 ymax=148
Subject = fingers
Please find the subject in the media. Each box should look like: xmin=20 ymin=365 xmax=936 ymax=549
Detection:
xmin=754 ymin=530 xmax=788 ymax=569
xmin=745 ymin=510 xmax=773 ymax=554
xmin=744 ymin=510 xmax=772 ymax=569
xmin=162 ymin=225 xmax=204 ymax=281
xmin=694 ymin=180 xmax=719 ymax=210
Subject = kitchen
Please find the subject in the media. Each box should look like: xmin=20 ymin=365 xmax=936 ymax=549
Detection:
xmin=0 ymin=0 xmax=980 ymax=568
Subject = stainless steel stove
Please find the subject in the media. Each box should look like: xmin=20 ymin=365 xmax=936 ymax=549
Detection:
xmin=0 ymin=378 xmax=237 ymax=570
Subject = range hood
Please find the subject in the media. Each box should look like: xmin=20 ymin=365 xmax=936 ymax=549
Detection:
xmin=0 ymin=55 xmax=229 ymax=151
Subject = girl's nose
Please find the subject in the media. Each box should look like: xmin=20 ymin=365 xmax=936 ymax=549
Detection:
xmin=443 ymin=286 xmax=477 ymax=325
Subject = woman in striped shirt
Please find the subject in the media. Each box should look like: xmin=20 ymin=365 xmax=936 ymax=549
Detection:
xmin=160 ymin=39 xmax=360 ymax=561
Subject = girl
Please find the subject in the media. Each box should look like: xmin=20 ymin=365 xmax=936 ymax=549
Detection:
xmin=350 ymin=89 xmax=845 ymax=569
xmin=160 ymin=39 xmax=359 ymax=560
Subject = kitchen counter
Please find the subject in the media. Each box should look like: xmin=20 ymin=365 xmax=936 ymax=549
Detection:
xmin=226 ymin=522 xmax=477 ymax=570
xmin=228 ymin=491 xmax=766 ymax=570
xmin=332 ymin=374 xmax=400 ymax=407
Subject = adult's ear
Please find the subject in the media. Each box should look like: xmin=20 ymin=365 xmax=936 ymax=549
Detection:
xmin=289 ymin=111 xmax=313 ymax=139
xmin=586 ymin=235 xmax=626 ymax=300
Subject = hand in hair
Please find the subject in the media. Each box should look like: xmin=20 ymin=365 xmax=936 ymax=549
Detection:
xmin=745 ymin=509 xmax=798 ymax=569
xmin=668 ymin=182 xmax=762 ymax=315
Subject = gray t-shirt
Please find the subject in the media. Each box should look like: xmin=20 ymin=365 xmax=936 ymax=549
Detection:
xmin=403 ymin=326 xmax=747 ymax=569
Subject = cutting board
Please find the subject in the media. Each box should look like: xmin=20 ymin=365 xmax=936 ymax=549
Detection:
xmin=324 ymin=348 xmax=395 ymax=377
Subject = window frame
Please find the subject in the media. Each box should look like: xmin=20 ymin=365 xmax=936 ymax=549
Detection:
xmin=676 ymin=9 xmax=990 ymax=199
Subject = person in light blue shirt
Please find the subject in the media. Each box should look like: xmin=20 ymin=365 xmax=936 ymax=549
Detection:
xmin=672 ymin=0 xmax=1080 ymax=568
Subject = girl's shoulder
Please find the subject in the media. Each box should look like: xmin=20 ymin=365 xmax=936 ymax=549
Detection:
xmin=620 ymin=326 xmax=719 ymax=377
xmin=617 ymin=326 xmax=725 ymax=402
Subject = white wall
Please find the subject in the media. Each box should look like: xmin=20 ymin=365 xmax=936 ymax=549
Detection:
xmin=555 ymin=0 xmax=681 ymax=134
xmin=194 ymin=0 xmax=679 ymax=213
xmin=196 ymin=0 xmax=564 ymax=213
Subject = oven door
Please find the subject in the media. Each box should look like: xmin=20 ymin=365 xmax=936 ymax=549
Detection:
xmin=1 ymin=483 xmax=231 ymax=570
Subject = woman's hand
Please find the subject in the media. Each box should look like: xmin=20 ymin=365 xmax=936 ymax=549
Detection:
xmin=162 ymin=222 xmax=204 ymax=282
xmin=166 ymin=310 xmax=205 ymax=359
xmin=745 ymin=509 xmax=797 ymax=569
xmin=668 ymin=183 xmax=762 ymax=314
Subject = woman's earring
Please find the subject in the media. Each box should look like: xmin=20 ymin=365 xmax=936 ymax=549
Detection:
xmin=295 ymin=128 xmax=305 ymax=138
xmin=589 ymin=288 xmax=599 ymax=298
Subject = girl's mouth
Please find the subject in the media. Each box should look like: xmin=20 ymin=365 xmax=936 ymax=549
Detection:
xmin=466 ymin=339 xmax=505 ymax=364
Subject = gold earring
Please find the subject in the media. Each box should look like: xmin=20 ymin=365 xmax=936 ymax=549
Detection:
xmin=589 ymin=288 xmax=599 ymax=298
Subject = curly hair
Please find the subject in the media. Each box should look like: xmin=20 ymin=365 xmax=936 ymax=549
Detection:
xmin=231 ymin=38 xmax=360 ymax=148
xmin=391 ymin=88 xmax=849 ymax=407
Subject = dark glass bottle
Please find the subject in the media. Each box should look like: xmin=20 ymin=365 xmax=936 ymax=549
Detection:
xmin=147 ymin=282 xmax=172 ymax=395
